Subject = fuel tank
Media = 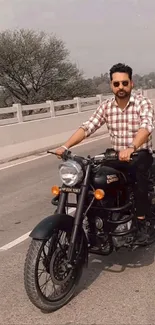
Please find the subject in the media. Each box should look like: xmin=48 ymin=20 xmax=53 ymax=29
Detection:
xmin=91 ymin=165 xmax=126 ymax=190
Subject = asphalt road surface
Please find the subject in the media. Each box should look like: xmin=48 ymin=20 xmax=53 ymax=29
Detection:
xmin=1 ymin=133 xmax=155 ymax=325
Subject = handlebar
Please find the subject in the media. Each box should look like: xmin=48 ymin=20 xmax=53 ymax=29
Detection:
xmin=47 ymin=148 xmax=140 ymax=165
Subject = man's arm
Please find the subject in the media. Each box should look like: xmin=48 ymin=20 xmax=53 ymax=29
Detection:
xmin=132 ymin=97 xmax=154 ymax=149
xmin=62 ymin=127 xmax=86 ymax=149
xmin=132 ymin=128 xmax=150 ymax=149
xmin=119 ymin=97 xmax=154 ymax=161
xmin=55 ymin=102 xmax=106 ymax=155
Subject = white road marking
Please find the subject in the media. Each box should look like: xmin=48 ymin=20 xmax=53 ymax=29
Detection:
xmin=0 ymin=133 xmax=109 ymax=171
xmin=0 ymin=154 xmax=50 ymax=171
xmin=0 ymin=208 xmax=76 ymax=251
xmin=0 ymin=231 xmax=31 ymax=251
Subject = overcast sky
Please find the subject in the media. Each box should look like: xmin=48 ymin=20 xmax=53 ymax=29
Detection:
xmin=0 ymin=0 xmax=154 ymax=77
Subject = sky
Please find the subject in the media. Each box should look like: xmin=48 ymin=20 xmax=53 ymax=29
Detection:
xmin=0 ymin=0 xmax=155 ymax=77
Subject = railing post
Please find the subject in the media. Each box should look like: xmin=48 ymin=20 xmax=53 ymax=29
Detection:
xmin=96 ymin=94 xmax=103 ymax=105
xmin=142 ymin=89 xmax=148 ymax=97
xmin=74 ymin=97 xmax=81 ymax=113
xmin=13 ymin=103 xmax=23 ymax=123
xmin=46 ymin=100 xmax=55 ymax=117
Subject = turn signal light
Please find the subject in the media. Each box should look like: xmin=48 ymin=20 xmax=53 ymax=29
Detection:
xmin=51 ymin=186 xmax=60 ymax=196
xmin=94 ymin=189 xmax=105 ymax=200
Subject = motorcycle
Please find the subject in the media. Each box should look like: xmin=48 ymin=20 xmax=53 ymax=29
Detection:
xmin=24 ymin=148 xmax=155 ymax=312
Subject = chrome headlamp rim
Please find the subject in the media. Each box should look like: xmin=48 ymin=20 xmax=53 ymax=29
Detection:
xmin=59 ymin=159 xmax=84 ymax=186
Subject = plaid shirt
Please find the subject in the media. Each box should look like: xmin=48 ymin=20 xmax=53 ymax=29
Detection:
xmin=81 ymin=93 xmax=154 ymax=151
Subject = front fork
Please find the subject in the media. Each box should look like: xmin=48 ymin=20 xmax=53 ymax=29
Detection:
xmin=56 ymin=164 xmax=91 ymax=265
xmin=67 ymin=165 xmax=91 ymax=264
xmin=56 ymin=192 xmax=67 ymax=214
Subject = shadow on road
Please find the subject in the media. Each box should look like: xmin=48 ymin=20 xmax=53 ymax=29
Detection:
xmin=76 ymin=244 xmax=155 ymax=295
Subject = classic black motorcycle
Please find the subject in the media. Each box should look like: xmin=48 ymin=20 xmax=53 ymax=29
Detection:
xmin=24 ymin=148 xmax=155 ymax=312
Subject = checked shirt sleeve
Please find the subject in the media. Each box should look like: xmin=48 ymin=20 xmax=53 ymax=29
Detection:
xmin=139 ymin=97 xmax=154 ymax=134
xmin=80 ymin=102 xmax=106 ymax=137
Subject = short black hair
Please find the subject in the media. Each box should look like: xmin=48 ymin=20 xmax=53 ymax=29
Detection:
xmin=109 ymin=63 xmax=132 ymax=81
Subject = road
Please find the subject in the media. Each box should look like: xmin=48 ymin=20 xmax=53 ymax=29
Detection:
xmin=0 ymin=134 xmax=155 ymax=325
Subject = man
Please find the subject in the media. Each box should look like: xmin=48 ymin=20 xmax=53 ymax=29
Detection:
xmin=56 ymin=63 xmax=154 ymax=243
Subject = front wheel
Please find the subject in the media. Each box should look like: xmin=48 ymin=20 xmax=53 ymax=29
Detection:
xmin=24 ymin=228 xmax=86 ymax=312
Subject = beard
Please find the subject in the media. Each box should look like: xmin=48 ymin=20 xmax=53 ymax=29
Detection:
xmin=115 ymin=90 xmax=131 ymax=99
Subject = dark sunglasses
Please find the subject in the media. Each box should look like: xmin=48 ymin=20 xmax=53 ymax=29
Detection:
xmin=113 ymin=81 xmax=129 ymax=87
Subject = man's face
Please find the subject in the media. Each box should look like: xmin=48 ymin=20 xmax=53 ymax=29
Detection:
xmin=110 ymin=72 xmax=133 ymax=99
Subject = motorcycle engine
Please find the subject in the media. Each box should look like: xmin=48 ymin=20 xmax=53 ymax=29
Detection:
xmin=112 ymin=213 xmax=133 ymax=247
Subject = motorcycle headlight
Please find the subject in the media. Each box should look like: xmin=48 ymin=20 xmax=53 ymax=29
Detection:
xmin=59 ymin=160 xmax=84 ymax=186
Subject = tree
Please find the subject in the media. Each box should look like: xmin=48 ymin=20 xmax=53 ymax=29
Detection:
xmin=58 ymin=78 xmax=98 ymax=99
xmin=0 ymin=29 xmax=96 ymax=106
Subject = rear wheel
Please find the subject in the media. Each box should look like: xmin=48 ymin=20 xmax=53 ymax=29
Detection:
xmin=24 ymin=228 xmax=86 ymax=312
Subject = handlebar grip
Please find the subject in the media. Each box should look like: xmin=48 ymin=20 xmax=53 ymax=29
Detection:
xmin=47 ymin=150 xmax=56 ymax=155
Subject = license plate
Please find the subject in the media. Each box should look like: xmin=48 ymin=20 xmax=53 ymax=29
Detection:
xmin=61 ymin=187 xmax=81 ymax=194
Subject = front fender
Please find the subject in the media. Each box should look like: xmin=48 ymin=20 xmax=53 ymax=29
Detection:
xmin=30 ymin=214 xmax=74 ymax=240
xmin=30 ymin=213 xmax=88 ymax=266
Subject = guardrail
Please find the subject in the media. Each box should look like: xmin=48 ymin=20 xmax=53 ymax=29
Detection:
xmin=0 ymin=88 xmax=154 ymax=127
xmin=0 ymin=94 xmax=112 ymax=126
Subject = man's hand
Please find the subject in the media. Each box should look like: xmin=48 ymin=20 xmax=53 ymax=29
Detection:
xmin=119 ymin=148 xmax=134 ymax=161
xmin=55 ymin=146 xmax=66 ymax=159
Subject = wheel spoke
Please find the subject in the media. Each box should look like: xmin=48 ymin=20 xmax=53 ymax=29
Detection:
xmin=38 ymin=270 xmax=45 ymax=279
xmin=39 ymin=274 xmax=51 ymax=290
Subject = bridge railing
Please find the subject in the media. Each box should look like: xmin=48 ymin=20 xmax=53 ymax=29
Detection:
xmin=0 ymin=88 xmax=153 ymax=126
xmin=0 ymin=94 xmax=112 ymax=126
